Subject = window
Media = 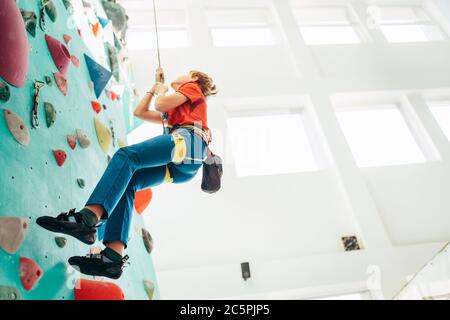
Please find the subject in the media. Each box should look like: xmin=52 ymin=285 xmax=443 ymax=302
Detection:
xmin=336 ymin=106 xmax=426 ymax=167
xmin=227 ymin=114 xmax=317 ymax=177
xmin=207 ymin=9 xmax=276 ymax=47
xmin=292 ymin=6 xmax=362 ymax=45
xmin=428 ymin=101 xmax=450 ymax=140
xmin=374 ymin=7 xmax=445 ymax=43
xmin=125 ymin=9 xmax=188 ymax=49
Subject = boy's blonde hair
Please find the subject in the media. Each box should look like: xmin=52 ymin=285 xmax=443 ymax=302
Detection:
xmin=190 ymin=71 xmax=218 ymax=98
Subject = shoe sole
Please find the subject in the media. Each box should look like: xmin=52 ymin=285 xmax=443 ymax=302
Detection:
xmin=69 ymin=260 xmax=123 ymax=280
xmin=36 ymin=217 xmax=96 ymax=245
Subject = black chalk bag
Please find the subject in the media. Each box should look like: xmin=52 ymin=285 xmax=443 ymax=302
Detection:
xmin=201 ymin=150 xmax=223 ymax=194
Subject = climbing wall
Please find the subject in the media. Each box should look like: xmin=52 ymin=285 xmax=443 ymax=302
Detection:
xmin=0 ymin=0 xmax=159 ymax=300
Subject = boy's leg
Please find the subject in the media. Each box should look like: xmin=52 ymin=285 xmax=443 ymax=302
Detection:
xmin=67 ymin=165 xmax=168 ymax=279
xmin=102 ymin=165 xmax=167 ymax=252
xmin=85 ymin=134 xmax=177 ymax=219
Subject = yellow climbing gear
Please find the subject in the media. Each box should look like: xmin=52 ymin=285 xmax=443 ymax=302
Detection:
xmin=171 ymin=133 xmax=187 ymax=164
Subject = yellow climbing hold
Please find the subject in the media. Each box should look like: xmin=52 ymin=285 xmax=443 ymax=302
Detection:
xmin=117 ymin=138 xmax=127 ymax=148
xmin=93 ymin=117 xmax=112 ymax=154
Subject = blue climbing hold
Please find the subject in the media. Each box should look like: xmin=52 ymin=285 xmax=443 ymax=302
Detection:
xmin=98 ymin=17 xmax=109 ymax=28
xmin=84 ymin=54 xmax=112 ymax=98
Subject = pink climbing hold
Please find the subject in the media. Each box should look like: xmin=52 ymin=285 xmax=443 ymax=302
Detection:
xmin=53 ymin=149 xmax=67 ymax=167
xmin=45 ymin=34 xmax=71 ymax=76
xmin=54 ymin=72 xmax=68 ymax=96
xmin=0 ymin=0 xmax=29 ymax=87
xmin=63 ymin=34 xmax=72 ymax=45
xmin=74 ymin=279 xmax=125 ymax=300
xmin=71 ymin=55 xmax=80 ymax=68
xmin=67 ymin=135 xmax=77 ymax=150
xmin=20 ymin=257 xmax=43 ymax=291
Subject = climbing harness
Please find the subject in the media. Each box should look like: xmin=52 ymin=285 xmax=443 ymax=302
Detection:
xmin=31 ymin=80 xmax=45 ymax=128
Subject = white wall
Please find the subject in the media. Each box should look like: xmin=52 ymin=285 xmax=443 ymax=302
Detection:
xmin=122 ymin=0 xmax=450 ymax=299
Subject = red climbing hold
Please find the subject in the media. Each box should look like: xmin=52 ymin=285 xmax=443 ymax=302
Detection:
xmin=91 ymin=22 xmax=101 ymax=37
xmin=53 ymin=149 xmax=67 ymax=167
xmin=67 ymin=135 xmax=77 ymax=150
xmin=71 ymin=55 xmax=80 ymax=68
xmin=45 ymin=34 xmax=71 ymax=76
xmin=0 ymin=0 xmax=29 ymax=87
xmin=74 ymin=279 xmax=125 ymax=300
xmin=134 ymin=189 xmax=153 ymax=215
xmin=20 ymin=257 xmax=43 ymax=291
xmin=91 ymin=101 xmax=102 ymax=114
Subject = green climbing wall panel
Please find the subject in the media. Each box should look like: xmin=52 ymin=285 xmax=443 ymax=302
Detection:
xmin=0 ymin=0 xmax=159 ymax=300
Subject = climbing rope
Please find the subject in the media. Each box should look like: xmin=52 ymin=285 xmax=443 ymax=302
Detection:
xmin=152 ymin=0 xmax=162 ymax=69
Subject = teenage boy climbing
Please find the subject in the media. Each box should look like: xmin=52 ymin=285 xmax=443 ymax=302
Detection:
xmin=37 ymin=68 xmax=217 ymax=279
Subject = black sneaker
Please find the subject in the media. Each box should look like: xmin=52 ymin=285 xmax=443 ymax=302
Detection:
xmin=36 ymin=208 xmax=97 ymax=245
xmin=68 ymin=252 xmax=130 ymax=280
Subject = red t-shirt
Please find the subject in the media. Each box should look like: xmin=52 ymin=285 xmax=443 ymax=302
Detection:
xmin=166 ymin=81 xmax=209 ymax=131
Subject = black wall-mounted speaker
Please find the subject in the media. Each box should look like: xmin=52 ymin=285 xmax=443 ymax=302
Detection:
xmin=241 ymin=262 xmax=251 ymax=281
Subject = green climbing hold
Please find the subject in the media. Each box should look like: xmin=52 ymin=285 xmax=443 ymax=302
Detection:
xmin=55 ymin=237 xmax=67 ymax=248
xmin=20 ymin=10 xmax=37 ymax=37
xmin=62 ymin=0 xmax=74 ymax=14
xmin=45 ymin=76 xmax=53 ymax=86
xmin=43 ymin=0 xmax=57 ymax=22
xmin=106 ymin=44 xmax=119 ymax=81
xmin=143 ymin=280 xmax=155 ymax=300
xmin=77 ymin=178 xmax=85 ymax=189
xmin=44 ymin=102 xmax=57 ymax=128
xmin=76 ymin=129 xmax=91 ymax=148
xmin=0 ymin=286 xmax=22 ymax=300
xmin=142 ymin=228 xmax=153 ymax=254
xmin=0 ymin=81 xmax=11 ymax=102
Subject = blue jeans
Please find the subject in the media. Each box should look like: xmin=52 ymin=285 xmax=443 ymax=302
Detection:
xmin=85 ymin=128 xmax=206 ymax=247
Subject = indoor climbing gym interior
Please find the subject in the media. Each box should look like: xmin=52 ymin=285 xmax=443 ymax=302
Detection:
xmin=0 ymin=0 xmax=450 ymax=303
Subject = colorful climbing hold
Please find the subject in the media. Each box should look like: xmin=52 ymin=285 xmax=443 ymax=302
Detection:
xmin=84 ymin=54 xmax=113 ymax=98
xmin=45 ymin=75 xmax=53 ymax=86
xmin=118 ymin=139 xmax=127 ymax=148
xmin=91 ymin=22 xmax=101 ymax=37
xmin=43 ymin=0 xmax=57 ymax=22
xmin=91 ymin=101 xmax=102 ymax=114
xmin=55 ymin=237 xmax=67 ymax=248
xmin=143 ymin=280 xmax=155 ymax=300
xmin=20 ymin=257 xmax=43 ymax=291
xmin=106 ymin=44 xmax=120 ymax=81
xmin=44 ymin=102 xmax=57 ymax=128
xmin=4 ymin=109 xmax=30 ymax=146
xmin=53 ymin=149 xmax=67 ymax=167
xmin=98 ymin=17 xmax=109 ymax=28
xmin=77 ymin=178 xmax=85 ymax=189
xmin=71 ymin=55 xmax=80 ymax=68
xmin=20 ymin=10 xmax=37 ymax=37
xmin=74 ymin=279 xmax=125 ymax=300
xmin=142 ymin=228 xmax=153 ymax=254
xmin=62 ymin=0 xmax=74 ymax=14
xmin=134 ymin=189 xmax=153 ymax=215
xmin=0 ymin=81 xmax=11 ymax=102
xmin=107 ymin=155 xmax=112 ymax=163
xmin=54 ymin=72 xmax=68 ymax=96
xmin=0 ymin=286 xmax=22 ymax=300
xmin=93 ymin=117 xmax=112 ymax=154
xmin=67 ymin=134 xmax=77 ymax=150
xmin=0 ymin=217 xmax=28 ymax=254
xmin=76 ymin=129 xmax=91 ymax=148
xmin=46 ymin=34 xmax=71 ymax=75
xmin=63 ymin=34 xmax=72 ymax=45
xmin=0 ymin=0 xmax=30 ymax=87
